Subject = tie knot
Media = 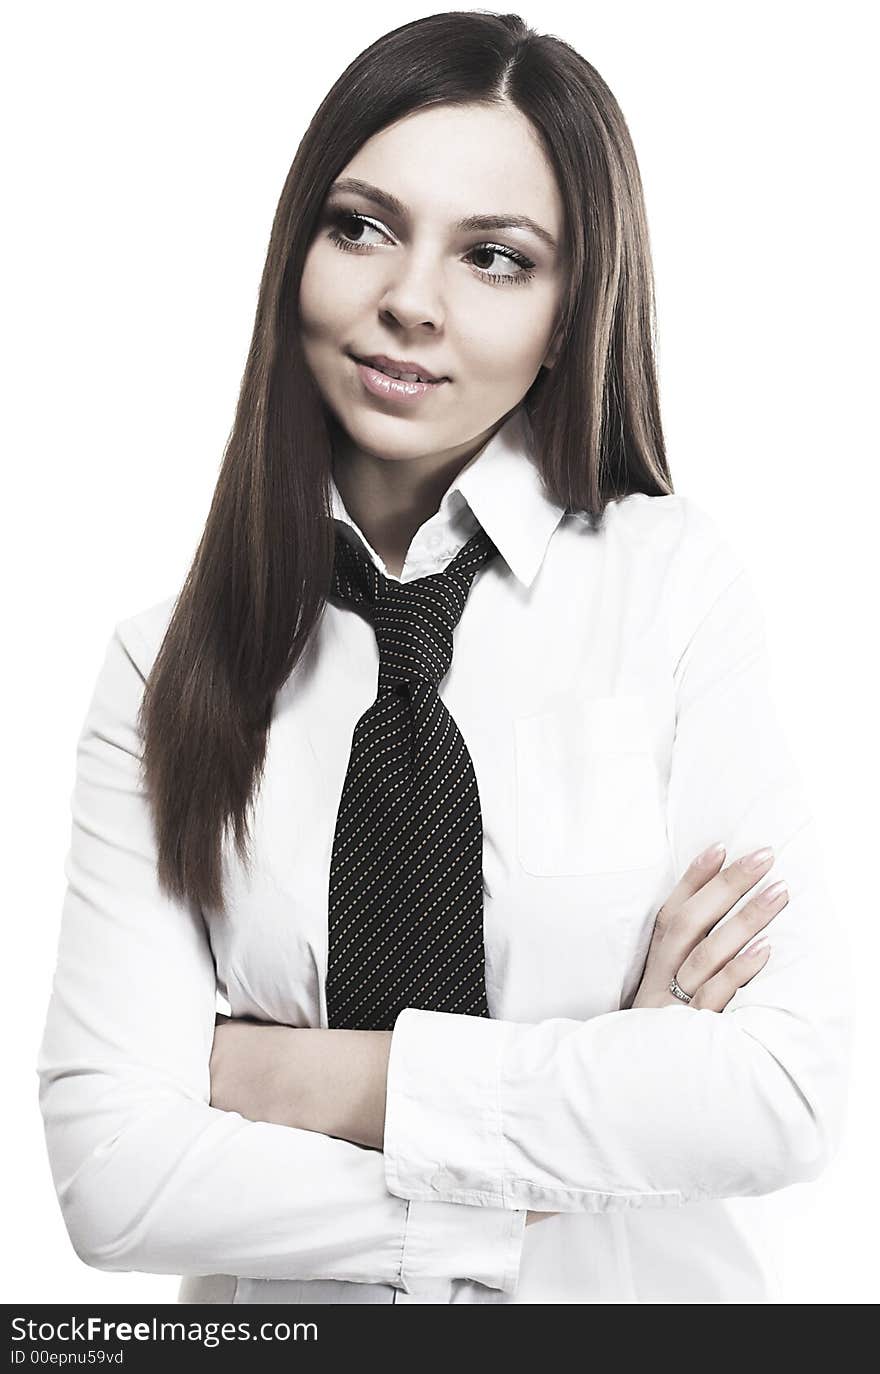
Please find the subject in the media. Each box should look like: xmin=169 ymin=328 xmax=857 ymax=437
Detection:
xmin=331 ymin=525 xmax=499 ymax=690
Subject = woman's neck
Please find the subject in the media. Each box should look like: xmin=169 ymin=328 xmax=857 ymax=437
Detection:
xmin=331 ymin=423 xmax=498 ymax=576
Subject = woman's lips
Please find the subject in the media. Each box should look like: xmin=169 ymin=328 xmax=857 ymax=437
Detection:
xmin=349 ymin=354 xmax=450 ymax=405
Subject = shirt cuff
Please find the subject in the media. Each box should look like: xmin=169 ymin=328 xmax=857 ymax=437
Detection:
xmin=384 ymin=1007 xmax=513 ymax=1207
xmin=399 ymin=1198 xmax=526 ymax=1296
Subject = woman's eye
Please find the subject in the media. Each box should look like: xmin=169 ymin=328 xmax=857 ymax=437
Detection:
xmin=326 ymin=210 xmax=390 ymax=251
xmin=324 ymin=209 xmax=536 ymax=286
xmin=466 ymin=245 xmax=535 ymax=284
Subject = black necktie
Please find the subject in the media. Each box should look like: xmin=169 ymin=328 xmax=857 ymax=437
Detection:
xmin=326 ymin=523 xmax=500 ymax=1030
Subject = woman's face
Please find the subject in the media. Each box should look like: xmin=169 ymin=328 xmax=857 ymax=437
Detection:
xmin=299 ymin=100 xmax=566 ymax=466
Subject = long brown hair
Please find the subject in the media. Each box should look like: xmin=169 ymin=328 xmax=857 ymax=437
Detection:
xmin=138 ymin=10 xmax=673 ymax=915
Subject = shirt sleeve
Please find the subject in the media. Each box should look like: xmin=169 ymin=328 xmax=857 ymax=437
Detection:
xmin=36 ymin=620 xmax=526 ymax=1292
xmin=382 ymin=496 xmax=856 ymax=1213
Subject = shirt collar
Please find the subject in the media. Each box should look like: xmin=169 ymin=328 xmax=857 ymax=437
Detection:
xmin=329 ymin=405 xmax=567 ymax=590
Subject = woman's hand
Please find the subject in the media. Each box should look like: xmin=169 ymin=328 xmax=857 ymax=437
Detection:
xmin=631 ymin=843 xmax=787 ymax=1010
xmin=524 ymin=845 xmax=787 ymax=1229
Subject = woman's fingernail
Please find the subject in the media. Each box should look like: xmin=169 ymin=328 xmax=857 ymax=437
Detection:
xmin=742 ymin=846 xmax=774 ymax=871
xmin=696 ymin=842 xmax=725 ymax=866
xmin=748 ymin=937 xmax=771 ymax=957
xmin=759 ymin=879 xmax=788 ymax=906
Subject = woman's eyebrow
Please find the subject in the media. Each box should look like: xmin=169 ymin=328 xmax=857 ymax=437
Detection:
xmin=327 ymin=177 xmax=558 ymax=252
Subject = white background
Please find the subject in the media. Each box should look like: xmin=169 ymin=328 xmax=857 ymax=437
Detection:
xmin=3 ymin=0 xmax=877 ymax=1303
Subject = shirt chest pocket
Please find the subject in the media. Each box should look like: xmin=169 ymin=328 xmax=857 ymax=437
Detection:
xmin=513 ymin=694 xmax=669 ymax=877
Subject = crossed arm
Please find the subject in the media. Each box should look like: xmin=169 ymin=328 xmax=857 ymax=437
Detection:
xmin=209 ymin=1019 xmax=556 ymax=1228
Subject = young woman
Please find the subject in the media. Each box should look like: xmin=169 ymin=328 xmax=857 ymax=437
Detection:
xmin=37 ymin=12 xmax=852 ymax=1304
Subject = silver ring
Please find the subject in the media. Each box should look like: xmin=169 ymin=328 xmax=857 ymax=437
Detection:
xmin=668 ymin=972 xmax=693 ymax=1004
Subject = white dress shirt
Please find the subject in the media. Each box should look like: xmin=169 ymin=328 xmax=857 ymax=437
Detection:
xmin=37 ymin=404 xmax=854 ymax=1304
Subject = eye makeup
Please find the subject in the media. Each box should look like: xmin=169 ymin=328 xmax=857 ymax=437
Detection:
xmin=323 ymin=207 xmax=538 ymax=288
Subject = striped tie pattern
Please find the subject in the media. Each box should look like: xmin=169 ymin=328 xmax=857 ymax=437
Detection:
xmin=326 ymin=524 xmax=500 ymax=1030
